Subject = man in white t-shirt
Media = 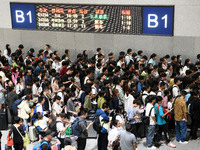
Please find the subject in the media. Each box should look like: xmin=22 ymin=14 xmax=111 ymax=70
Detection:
xmin=172 ymin=78 xmax=181 ymax=98
xmin=145 ymin=95 xmax=157 ymax=149
xmin=56 ymin=113 xmax=69 ymax=149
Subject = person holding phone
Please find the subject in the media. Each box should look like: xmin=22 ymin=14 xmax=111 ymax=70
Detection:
xmin=77 ymin=109 xmax=93 ymax=150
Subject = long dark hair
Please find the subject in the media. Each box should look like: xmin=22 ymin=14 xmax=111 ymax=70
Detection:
xmin=6 ymin=44 xmax=11 ymax=56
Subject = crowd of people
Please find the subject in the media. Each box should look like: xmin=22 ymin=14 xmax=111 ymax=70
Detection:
xmin=0 ymin=44 xmax=200 ymax=150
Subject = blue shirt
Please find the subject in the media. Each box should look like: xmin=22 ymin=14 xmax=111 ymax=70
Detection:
xmin=34 ymin=65 xmax=41 ymax=76
xmin=184 ymin=89 xmax=191 ymax=102
xmin=25 ymin=75 xmax=31 ymax=86
xmin=128 ymin=107 xmax=136 ymax=124
xmin=148 ymin=58 xmax=156 ymax=66
xmin=154 ymin=104 xmax=166 ymax=125
xmin=96 ymin=109 xmax=109 ymax=133
xmin=137 ymin=81 xmax=144 ymax=93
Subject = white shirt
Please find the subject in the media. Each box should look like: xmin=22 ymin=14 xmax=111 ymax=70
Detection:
xmin=16 ymin=83 xmax=24 ymax=94
xmin=57 ymin=91 xmax=64 ymax=103
xmin=52 ymin=102 xmax=62 ymax=116
xmin=4 ymin=49 xmax=10 ymax=60
xmin=108 ymin=127 xmax=120 ymax=144
xmin=56 ymin=119 xmax=66 ymax=139
xmin=52 ymin=61 xmax=61 ymax=72
xmin=172 ymin=84 xmax=180 ymax=98
xmin=32 ymin=84 xmax=38 ymax=99
xmin=157 ymin=89 xmax=164 ymax=97
xmin=142 ymin=91 xmax=149 ymax=106
xmin=124 ymin=94 xmax=134 ymax=113
xmin=91 ymin=85 xmax=98 ymax=95
xmin=145 ymin=103 xmax=155 ymax=125
xmin=149 ymin=91 xmax=156 ymax=96
xmin=84 ymin=76 xmax=89 ymax=84
xmin=117 ymin=60 xmax=124 ymax=68
xmin=125 ymin=54 xmax=131 ymax=66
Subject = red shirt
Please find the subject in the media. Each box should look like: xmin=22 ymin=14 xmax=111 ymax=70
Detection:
xmin=60 ymin=67 xmax=68 ymax=78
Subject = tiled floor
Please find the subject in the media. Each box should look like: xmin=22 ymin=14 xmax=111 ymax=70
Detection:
xmin=1 ymin=129 xmax=200 ymax=150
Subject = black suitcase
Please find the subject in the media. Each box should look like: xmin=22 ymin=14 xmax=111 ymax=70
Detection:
xmin=0 ymin=108 xmax=8 ymax=130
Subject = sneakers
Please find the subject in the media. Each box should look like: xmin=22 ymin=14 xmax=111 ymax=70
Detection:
xmin=168 ymin=142 xmax=176 ymax=148
xmin=179 ymin=141 xmax=189 ymax=144
xmin=147 ymin=146 xmax=157 ymax=149
xmin=159 ymin=141 xmax=164 ymax=145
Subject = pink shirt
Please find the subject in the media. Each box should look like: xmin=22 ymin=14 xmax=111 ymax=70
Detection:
xmin=162 ymin=96 xmax=168 ymax=108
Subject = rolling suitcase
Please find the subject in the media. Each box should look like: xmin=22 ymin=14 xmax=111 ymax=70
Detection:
xmin=0 ymin=108 xmax=8 ymax=130
xmin=29 ymin=126 xmax=38 ymax=142
xmin=86 ymin=120 xmax=97 ymax=139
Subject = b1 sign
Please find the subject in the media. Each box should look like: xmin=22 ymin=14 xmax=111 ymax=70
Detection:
xmin=10 ymin=3 xmax=36 ymax=29
xmin=143 ymin=7 xmax=174 ymax=36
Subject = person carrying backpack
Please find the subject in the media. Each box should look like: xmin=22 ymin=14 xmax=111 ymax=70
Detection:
xmin=56 ymin=113 xmax=69 ymax=149
xmin=74 ymin=109 xmax=93 ymax=150
xmin=96 ymin=103 xmax=110 ymax=150
xmin=154 ymin=96 xmax=176 ymax=148
xmin=33 ymin=129 xmax=55 ymax=150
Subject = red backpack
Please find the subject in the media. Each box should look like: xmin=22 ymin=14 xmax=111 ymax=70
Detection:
xmin=157 ymin=105 xmax=171 ymax=121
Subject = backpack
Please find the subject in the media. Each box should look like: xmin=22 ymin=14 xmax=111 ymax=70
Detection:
xmin=12 ymin=99 xmax=23 ymax=114
xmin=32 ymin=140 xmax=49 ymax=150
xmin=31 ymin=105 xmax=42 ymax=122
xmin=50 ymin=121 xmax=63 ymax=137
xmin=157 ymin=105 xmax=171 ymax=121
xmin=71 ymin=117 xmax=84 ymax=136
xmin=93 ymin=113 xmax=104 ymax=133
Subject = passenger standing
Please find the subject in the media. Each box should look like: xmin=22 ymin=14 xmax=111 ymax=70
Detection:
xmin=145 ymin=95 xmax=157 ymax=149
xmin=96 ymin=103 xmax=110 ymax=150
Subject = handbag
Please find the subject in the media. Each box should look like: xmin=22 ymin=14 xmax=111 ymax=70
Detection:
xmin=66 ymin=126 xmax=72 ymax=135
xmin=23 ymin=133 xmax=30 ymax=147
xmin=142 ymin=107 xmax=154 ymax=125
xmin=7 ymin=134 xmax=13 ymax=147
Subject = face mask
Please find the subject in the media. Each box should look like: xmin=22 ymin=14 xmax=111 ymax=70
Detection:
xmin=180 ymin=58 xmax=182 ymax=61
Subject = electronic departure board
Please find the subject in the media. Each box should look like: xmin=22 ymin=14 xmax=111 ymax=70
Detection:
xmin=10 ymin=3 xmax=174 ymax=36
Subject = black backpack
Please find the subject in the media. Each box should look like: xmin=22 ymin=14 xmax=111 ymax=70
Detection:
xmin=49 ymin=120 xmax=62 ymax=137
xmin=93 ymin=113 xmax=104 ymax=133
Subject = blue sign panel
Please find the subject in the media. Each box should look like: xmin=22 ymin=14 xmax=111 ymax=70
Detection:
xmin=143 ymin=7 xmax=174 ymax=36
xmin=10 ymin=3 xmax=36 ymax=29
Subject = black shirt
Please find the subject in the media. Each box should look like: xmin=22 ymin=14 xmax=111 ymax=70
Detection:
xmin=10 ymin=125 xmax=25 ymax=143
xmin=16 ymin=49 xmax=23 ymax=62
xmin=62 ymin=73 xmax=72 ymax=87
xmin=190 ymin=97 xmax=200 ymax=120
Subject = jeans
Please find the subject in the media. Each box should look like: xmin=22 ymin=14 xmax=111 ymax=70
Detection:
xmin=98 ymin=132 xmax=108 ymax=150
xmin=146 ymin=125 xmax=156 ymax=147
xmin=176 ymin=120 xmax=187 ymax=142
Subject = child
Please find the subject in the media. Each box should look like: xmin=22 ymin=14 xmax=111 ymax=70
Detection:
xmin=35 ymin=113 xmax=48 ymax=140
